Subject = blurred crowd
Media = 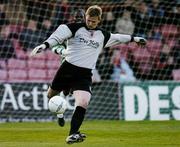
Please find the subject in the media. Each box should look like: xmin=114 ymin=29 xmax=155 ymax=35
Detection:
xmin=0 ymin=0 xmax=179 ymax=82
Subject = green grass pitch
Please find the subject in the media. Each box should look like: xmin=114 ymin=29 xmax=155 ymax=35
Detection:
xmin=0 ymin=120 xmax=180 ymax=147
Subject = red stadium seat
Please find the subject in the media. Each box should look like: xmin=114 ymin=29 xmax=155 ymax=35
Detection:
xmin=127 ymin=42 xmax=137 ymax=51
xmin=27 ymin=58 xmax=46 ymax=69
xmin=0 ymin=59 xmax=7 ymax=69
xmin=147 ymin=40 xmax=162 ymax=57
xmin=161 ymin=24 xmax=178 ymax=39
xmin=166 ymin=39 xmax=176 ymax=49
xmin=9 ymin=24 xmax=24 ymax=34
xmin=46 ymin=60 xmax=60 ymax=69
xmin=133 ymin=47 xmax=151 ymax=61
xmin=47 ymin=69 xmax=57 ymax=80
xmin=28 ymin=68 xmax=47 ymax=82
xmin=11 ymin=39 xmax=28 ymax=59
xmin=7 ymin=58 xmax=27 ymax=69
xmin=132 ymin=47 xmax=153 ymax=74
xmin=0 ymin=69 xmax=8 ymax=82
xmin=8 ymin=69 xmax=28 ymax=82
xmin=16 ymin=49 xmax=28 ymax=59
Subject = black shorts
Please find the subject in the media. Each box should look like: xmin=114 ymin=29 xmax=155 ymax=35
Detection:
xmin=50 ymin=60 xmax=92 ymax=94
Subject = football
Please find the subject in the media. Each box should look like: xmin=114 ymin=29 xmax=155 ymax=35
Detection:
xmin=48 ymin=96 xmax=67 ymax=114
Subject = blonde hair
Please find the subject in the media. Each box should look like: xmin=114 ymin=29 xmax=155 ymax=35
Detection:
xmin=86 ymin=5 xmax=102 ymax=20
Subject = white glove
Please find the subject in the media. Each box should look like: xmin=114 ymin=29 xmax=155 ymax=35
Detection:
xmin=52 ymin=45 xmax=66 ymax=57
xmin=134 ymin=37 xmax=147 ymax=46
xmin=30 ymin=44 xmax=46 ymax=57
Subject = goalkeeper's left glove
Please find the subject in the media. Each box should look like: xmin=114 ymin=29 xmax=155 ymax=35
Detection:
xmin=133 ymin=37 xmax=147 ymax=46
xmin=51 ymin=45 xmax=66 ymax=57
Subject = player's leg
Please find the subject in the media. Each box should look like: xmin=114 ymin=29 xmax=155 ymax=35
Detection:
xmin=47 ymin=87 xmax=65 ymax=127
xmin=48 ymin=61 xmax=72 ymax=127
xmin=58 ymin=90 xmax=70 ymax=127
xmin=66 ymin=90 xmax=91 ymax=144
xmin=69 ymin=90 xmax=91 ymax=134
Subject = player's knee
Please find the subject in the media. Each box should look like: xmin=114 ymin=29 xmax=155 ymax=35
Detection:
xmin=47 ymin=92 xmax=53 ymax=99
xmin=76 ymin=98 xmax=90 ymax=108
xmin=47 ymin=87 xmax=59 ymax=99
xmin=74 ymin=90 xmax=91 ymax=108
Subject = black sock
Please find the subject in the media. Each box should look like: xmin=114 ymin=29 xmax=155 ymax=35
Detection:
xmin=69 ymin=106 xmax=86 ymax=135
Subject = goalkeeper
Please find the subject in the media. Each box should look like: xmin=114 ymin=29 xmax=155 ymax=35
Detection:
xmin=30 ymin=5 xmax=147 ymax=144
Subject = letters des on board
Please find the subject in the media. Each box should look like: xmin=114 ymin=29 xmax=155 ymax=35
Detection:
xmin=123 ymin=85 xmax=180 ymax=120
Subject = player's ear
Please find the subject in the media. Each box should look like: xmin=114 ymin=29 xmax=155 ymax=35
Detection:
xmin=97 ymin=19 xmax=101 ymax=25
xmin=98 ymin=18 xmax=102 ymax=26
xmin=98 ymin=15 xmax=102 ymax=23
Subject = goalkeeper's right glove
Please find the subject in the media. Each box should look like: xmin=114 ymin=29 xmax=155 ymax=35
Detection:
xmin=51 ymin=45 xmax=66 ymax=57
xmin=30 ymin=44 xmax=46 ymax=57
xmin=133 ymin=37 xmax=147 ymax=46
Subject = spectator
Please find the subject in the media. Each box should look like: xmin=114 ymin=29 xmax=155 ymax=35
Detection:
xmin=147 ymin=0 xmax=165 ymax=26
xmin=111 ymin=54 xmax=136 ymax=82
xmin=40 ymin=19 xmax=53 ymax=38
xmin=128 ymin=44 xmax=153 ymax=80
xmin=172 ymin=39 xmax=180 ymax=69
xmin=24 ymin=0 xmax=53 ymax=29
xmin=69 ymin=8 xmax=85 ymax=23
xmin=102 ymin=10 xmax=115 ymax=32
xmin=174 ymin=3 xmax=180 ymax=14
xmin=147 ymin=0 xmax=164 ymax=18
xmin=152 ymin=39 xmax=176 ymax=80
xmin=162 ymin=2 xmax=180 ymax=25
xmin=51 ymin=0 xmax=71 ymax=30
xmin=148 ymin=27 xmax=162 ymax=40
xmin=115 ymin=7 xmax=135 ymax=35
xmin=122 ymin=0 xmax=137 ymax=8
xmin=96 ymin=47 xmax=114 ymax=80
xmin=0 ymin=3 xmax=7 ymax=27
xmin=0 ymin=24 xmax=16 ymax=59
xmin=133 ymin=1 xmax=152 ymax=38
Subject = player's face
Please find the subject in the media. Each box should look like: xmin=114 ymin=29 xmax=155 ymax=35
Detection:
xmin=85 ymin=15 xmax=100 ymax=29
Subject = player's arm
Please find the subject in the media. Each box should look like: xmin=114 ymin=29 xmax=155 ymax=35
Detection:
xmin=30 ymin=24 xmax=72 ymax=56
xmin=105 ymin=33 xmax=147 ymax=48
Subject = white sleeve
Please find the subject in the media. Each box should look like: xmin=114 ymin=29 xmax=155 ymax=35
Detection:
xmin=105 ymin=33 xmax=131 ymax=48
xmin=45 ymin=24 xmax=72 ymax=48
